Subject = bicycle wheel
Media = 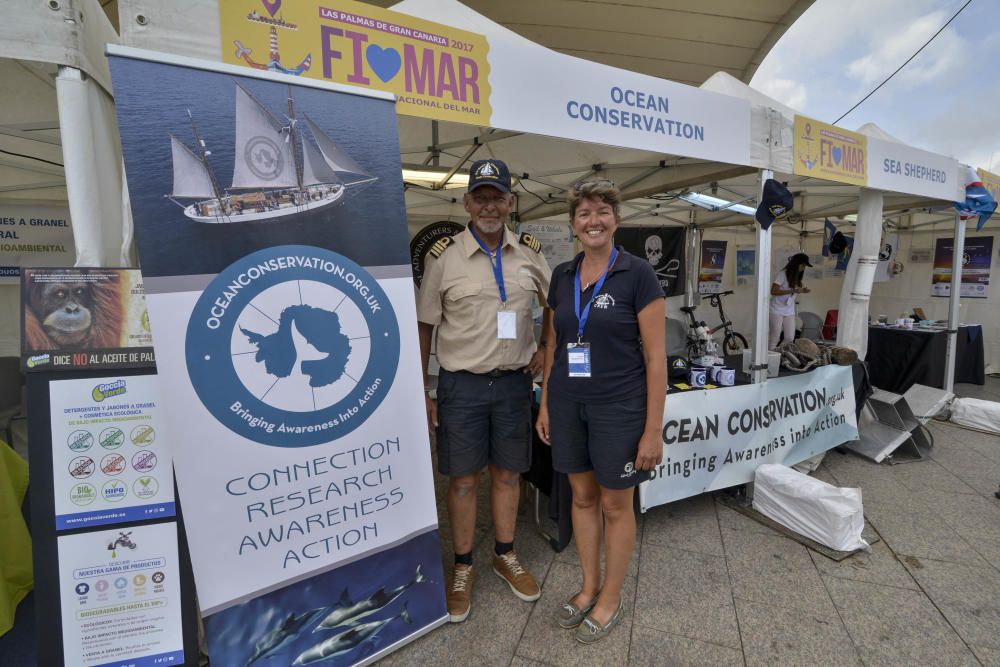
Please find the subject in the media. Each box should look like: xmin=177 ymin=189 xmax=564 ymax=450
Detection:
xmin=723 ymin=331 xmax=748 ymax=355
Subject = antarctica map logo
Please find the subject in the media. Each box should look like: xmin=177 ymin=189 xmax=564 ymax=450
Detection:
xmin=186 ymin=245 xmax=400 ymax=447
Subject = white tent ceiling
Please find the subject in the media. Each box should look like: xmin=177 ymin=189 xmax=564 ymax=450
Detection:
xmin=364 ymin=0 xmax=814 ymax=86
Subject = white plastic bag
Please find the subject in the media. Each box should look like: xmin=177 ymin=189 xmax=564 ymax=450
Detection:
xmin=950 ymin=397 xmax=1000 ymax=435
xmin=752 ymin=464 xmax=868 ymax=552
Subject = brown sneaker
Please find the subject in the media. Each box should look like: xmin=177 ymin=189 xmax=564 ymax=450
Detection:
xmin=492 ymin=550 xmax=540 ymax=602
xmin=447 ymin=563 xmax=473 ymax=622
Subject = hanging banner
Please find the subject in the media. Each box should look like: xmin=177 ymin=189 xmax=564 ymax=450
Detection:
xmin=518 ymin=222 xmax=575 ymax=272
xmin=0 ymin=204 xmax=75 ymax=283
xmin=218 ymin=0 xmax=752 ymax=166
xmin=57 ymin=522 xmax=186 ymax=667
xmin=49 ymin=374 xmax=175 ymax=530
xmin=735 ymin=245 xmax=754 ymax=286
xmin=616 ymin=227 xmax=685 ymax=297
xmin=867 ymin=136 xmax=961 ymax=201
xmin=698 ymin=239 xmax=727 ymax=294
xmin=640 ymin=365 xmax=858 ymax=510
xmin=109 ymin=47 xmax=447 ymax=663
xmin=793 ymin=115 xmax=867 ymax=186
xmin=220 ymin=0 xmax=492 ymax=125
xmin=931 ymin=236 xmax=993 ymax=298
xmin=21 ymin=268 xmax=155 ymax=372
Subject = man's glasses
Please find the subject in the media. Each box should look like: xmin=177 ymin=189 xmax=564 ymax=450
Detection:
xmin=573 ymin=179 xmax=616 ymax=192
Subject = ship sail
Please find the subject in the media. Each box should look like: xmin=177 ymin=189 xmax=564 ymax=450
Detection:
xmin=302 ymin=113 xmax=369 ymax=178
xmin=231 ymin=84 xmax=298 ymax=189
xmin=170 ymin=135 xmax=215 ymax=198
xmin=301 ymin=134 xmax=340 ymax=186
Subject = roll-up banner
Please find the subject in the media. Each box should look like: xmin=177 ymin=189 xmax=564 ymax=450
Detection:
xmin=108 ymin=46 xmax=446 ymax=665
xmin=640 ymin=365 xmax=858 ymax=511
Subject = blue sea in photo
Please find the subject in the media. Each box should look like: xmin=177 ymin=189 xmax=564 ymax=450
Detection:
xmin=204 ymin=530 xmax=446 ymax=666
xmin=109 ymin=56 xmax=411 ymax=277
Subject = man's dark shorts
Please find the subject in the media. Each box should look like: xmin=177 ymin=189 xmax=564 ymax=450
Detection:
xmin=548 ymin=394 xmax=651 ymax=489
xmin=435 ymin=368 xmax=533 ymax=477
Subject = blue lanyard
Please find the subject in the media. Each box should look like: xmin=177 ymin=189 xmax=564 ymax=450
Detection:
xmin=574 ymin=247 xmax=617 ymax=342
xmin=469 ymin=226 xmax=506 ymax=303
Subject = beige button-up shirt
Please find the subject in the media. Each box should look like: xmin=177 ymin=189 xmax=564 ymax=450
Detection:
xmin=417 ymin=224 xmax=551 ymax=374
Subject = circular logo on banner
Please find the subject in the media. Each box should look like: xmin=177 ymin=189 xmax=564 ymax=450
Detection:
xmin=409 ymin=221 xmax=464 ymax=287
xmin=245 ymin=136 xmax=284 ymax=181
xmin=186 ymin=245 xmax=400 ymax=447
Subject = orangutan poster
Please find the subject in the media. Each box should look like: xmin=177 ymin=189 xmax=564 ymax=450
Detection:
xmin=21 ymin=268 xmax=155 ymax=371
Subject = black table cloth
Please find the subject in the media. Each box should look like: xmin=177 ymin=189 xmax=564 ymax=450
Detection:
xmin=866 ymin=325 xmax=985 ymax=394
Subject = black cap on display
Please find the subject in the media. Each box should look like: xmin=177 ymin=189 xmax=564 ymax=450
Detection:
xmin=668 ymin=355 xmax=689 ymax=379
xmin=467 ymin=159 xmax=512 ymax=194
xmin=755 ymin=179 xmax=793 ymax=229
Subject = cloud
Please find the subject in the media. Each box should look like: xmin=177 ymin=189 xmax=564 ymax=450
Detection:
xmin=756 ymin=77 xmax=808 ymax=110
xmin=845 ymin=10 xmax=963 ymax=89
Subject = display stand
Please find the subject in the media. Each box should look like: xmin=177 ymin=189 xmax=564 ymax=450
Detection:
xmin=845 ymin=384 xmax=950 ymax=464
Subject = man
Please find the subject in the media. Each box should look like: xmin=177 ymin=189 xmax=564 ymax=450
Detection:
xmin=417 ymin=158 xmax=552 ymax=622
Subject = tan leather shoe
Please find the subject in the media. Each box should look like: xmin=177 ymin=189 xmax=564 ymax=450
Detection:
xmin=447 ymin=563 xmax=473 ymax=622
xmin=492 ymin=550 xmax=540 ymax=602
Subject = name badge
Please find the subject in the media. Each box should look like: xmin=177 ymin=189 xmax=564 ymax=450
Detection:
xmin=567 ymin=342 xmax=591 ymax=377
xmin=497 ymin=310 xmax=517 ymax=339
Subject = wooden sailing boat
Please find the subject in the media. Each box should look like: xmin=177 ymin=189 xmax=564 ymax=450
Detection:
xmin=168 ymin=83 xmax=376 ymax=223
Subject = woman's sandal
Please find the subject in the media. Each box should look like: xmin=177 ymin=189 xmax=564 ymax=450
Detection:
xmin=556 ymin=592 xmax=599 ymax=629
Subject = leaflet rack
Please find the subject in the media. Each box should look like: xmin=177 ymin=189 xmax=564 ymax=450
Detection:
xmin=845 ymin=384 xmax=950 ymax=464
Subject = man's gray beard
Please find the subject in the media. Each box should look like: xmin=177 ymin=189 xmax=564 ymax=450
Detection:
xmin=474 ymin=219 xmax=504 ymax=235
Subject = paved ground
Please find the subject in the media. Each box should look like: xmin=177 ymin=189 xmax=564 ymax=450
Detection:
xmin=384 ymin=378 xmax=1000 ymax=667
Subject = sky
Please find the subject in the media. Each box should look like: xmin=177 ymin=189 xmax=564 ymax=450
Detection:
xmin=751 ymin=0 xmax=1000 ymax=173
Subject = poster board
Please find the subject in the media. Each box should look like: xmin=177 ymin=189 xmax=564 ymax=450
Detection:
xmin=698 ymin=240 xmax=727 ymax=294
xmin=931 ymin=236 xmax=993 ymax=298
xmin=21 ymin=268 xmax=155 ymax=372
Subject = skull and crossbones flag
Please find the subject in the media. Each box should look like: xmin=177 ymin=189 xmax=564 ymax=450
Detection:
xmin=616 ymin=226 xmax=685 ymax=296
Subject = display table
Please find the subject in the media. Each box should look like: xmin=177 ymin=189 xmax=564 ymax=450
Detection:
xmin=526 ymin=361 xmax=871 ymax=551
xmin=866 ymin=325 xmax=985 ymax=394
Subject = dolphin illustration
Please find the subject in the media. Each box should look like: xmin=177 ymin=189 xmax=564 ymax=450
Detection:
xmin=245 ymin=607 xmax=327 ymax=665
xmin=293 ymin=604 xmax=411 ymax=665
xmin=314 ymin=565 xmax=427 ymax=631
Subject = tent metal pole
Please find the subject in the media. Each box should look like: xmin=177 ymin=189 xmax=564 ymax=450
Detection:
xmin=752 ymin=169 xmax=773 ymax=384
xmin=944 ymin=210 xmax=965 ymax=394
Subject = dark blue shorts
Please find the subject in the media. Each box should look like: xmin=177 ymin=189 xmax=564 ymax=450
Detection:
xmin=435 ymin=368 xmax=533 ymax=477
xmin=548 ymin=394 xmax=651 ymax=489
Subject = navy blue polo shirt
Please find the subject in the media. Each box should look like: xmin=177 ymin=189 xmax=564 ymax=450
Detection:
xmin=547 ymin=248 xmax=665 ymax=403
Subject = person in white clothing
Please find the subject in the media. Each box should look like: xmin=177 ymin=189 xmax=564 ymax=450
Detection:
xmin=769 ymin=253 xmax=812 ymax=350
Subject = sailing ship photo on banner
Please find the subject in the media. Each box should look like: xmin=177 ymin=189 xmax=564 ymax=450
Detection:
xmin=109 ymin=48 xmax=446 ymax=665
xmin=168 ymin=83 xmax=376 ymax=223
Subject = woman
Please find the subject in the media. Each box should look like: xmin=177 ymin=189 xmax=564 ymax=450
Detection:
xmin=769 ymin=252 xmax=812 ymax=350
xmin=535 ymin=179 xmax=665 ymax=644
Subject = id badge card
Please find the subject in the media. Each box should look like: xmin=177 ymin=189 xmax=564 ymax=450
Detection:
xmin=497 ymin=310 xmax=517 ymax=339
xmin=567 ymin=342 xmax=592 ymax=377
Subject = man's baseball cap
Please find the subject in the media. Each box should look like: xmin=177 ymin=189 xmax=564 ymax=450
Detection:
xmin=468 ymin=159 xmax=512 ymax=193
xmin=755 ymin=179 xmax=793 ymax=229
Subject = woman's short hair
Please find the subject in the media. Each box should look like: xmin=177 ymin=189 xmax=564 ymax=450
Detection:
xmin=569 ymin=179 xmax=620 ymax=220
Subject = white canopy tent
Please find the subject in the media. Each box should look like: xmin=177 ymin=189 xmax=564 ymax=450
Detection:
xmin=8 ymin=0 xmax=985 ymax=390
xmin=0 ymin=0 xmax=132 ymax=357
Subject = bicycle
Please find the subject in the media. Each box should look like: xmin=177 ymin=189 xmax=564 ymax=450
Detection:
xmin=680 ymin=290 xmax=749 ymax=359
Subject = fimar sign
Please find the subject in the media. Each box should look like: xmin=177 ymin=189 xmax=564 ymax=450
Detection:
xmin=220 ymin=0 xmax=493 ymax=125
